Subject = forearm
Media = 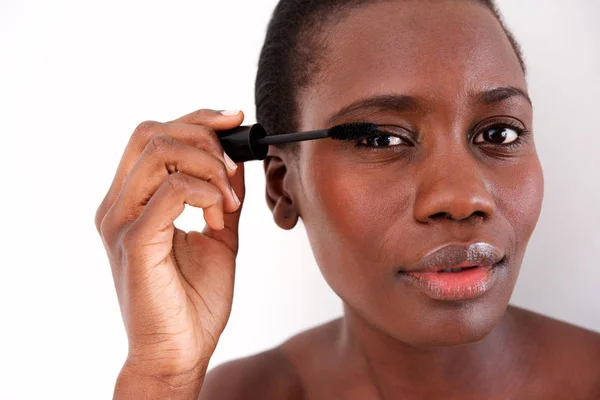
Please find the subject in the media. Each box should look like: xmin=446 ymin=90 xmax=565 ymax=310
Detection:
xmin=113 ymin=362 xmax=206 ymax=400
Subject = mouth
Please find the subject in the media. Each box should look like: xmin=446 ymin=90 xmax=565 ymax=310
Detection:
xmin=419 ymin=261 xmax=494 ymax=274
xmin=396 ymin=242 xmax=506 ymax=301
xmin=438 ymin=266 xmax=479 ymax=273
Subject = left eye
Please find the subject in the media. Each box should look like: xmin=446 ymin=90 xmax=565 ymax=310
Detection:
xmin=359 ymin=135 xmax=405 ymax=147
xmin=474 ymin=126 xmax=520 ymax=145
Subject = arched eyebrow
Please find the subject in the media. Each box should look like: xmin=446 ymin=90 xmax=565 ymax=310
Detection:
xmin=326 ymin=87 xmax=532 ymax=125
xmin=476 ymin=86 xmax=532 ymax=106
xmin=327 ymin=94 xmax=422 ymax=125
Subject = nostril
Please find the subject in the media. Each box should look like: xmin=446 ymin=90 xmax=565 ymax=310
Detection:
xmin=428 ymin=210 xmax=487 ymax=222
xmin=430 ymin=212 xmax=450 ymax=220
xmin=471 ymin=211 xmax=487 ymax=220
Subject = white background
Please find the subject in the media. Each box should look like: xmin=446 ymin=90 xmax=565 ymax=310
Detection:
xmin=1 ymin=0 xmax=598 ymax=398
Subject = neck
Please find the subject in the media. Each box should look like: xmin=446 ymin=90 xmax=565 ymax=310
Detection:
xmin=338 ymin=303 xmax=523 ymax=398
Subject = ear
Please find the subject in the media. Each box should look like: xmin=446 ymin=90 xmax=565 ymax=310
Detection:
xmin=263 ymin=149 xmax=299 ymax=230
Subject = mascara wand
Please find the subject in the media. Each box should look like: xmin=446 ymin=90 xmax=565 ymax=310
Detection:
xmin=217 ymin=122 xmax=378 ymax=163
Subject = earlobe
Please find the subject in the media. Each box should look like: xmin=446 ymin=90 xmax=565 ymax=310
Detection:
xmin=272 ymin=196 xmax=299 ymax=230
xmin=264 ymin=154 xmax=299 ymax=230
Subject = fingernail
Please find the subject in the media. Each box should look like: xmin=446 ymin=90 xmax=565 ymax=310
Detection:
xmin=231 ymin=187 xmax=241 ymax=206
xmin=220 ymin=110 xmax=240 ymax=116
xmin=223 ymin=152 xmax=238 ymax=171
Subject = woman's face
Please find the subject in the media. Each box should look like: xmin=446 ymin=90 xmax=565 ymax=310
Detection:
xmin=284 ymin=0 xmax=543 ymax=346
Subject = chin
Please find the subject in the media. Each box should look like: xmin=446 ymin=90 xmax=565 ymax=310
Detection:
xmin=343 ymin=277 xmax=515 ymax=350
xmin=383 ymin=294 xmax=512 ymax=349
xmin=406 ymin=309 xmax=503 ymax=348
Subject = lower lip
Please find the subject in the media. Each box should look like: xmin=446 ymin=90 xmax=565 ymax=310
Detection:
xmin=399 ymin=264 xmax=500 ymax=301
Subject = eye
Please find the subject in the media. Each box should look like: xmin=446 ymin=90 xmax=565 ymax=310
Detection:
xmin=357 ymin=134 xmax=406 ymax=148
xmin=474 ymin=126 xmax=521 ymax=145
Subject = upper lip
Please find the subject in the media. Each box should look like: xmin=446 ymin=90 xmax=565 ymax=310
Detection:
xmin=398 ymin=242 xmax=504 ymax=273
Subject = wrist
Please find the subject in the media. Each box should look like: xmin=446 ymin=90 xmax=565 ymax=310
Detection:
xmin=113 ymin=358 xmax=208 ymax=400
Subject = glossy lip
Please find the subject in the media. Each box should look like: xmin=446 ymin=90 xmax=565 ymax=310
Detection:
xmin=396 ymin=242 xmax=505 ymax=301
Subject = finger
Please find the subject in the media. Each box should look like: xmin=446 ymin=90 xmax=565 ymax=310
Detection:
xmin=129 ymin=172 xmax=226 ymax=248
xmin=167 ymin=108 xmax=244 ymax=130
xmin=162 ymin=123 xmax=240 ymax=178
xmin=202 ymin=161 xmax=245 ymax=254
xmin=95 ymin=117 xmax=241 ymax=234
xmin=108 ymin=134 xmax=240 ymax=231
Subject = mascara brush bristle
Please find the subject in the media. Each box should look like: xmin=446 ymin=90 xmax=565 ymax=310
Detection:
xmin=257 ymin=122 xmax=380 ymax=147
xmin=328 ymin=122 xmax=380 ymax=140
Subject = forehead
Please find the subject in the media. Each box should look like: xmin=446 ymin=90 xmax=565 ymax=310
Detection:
xmin=298 ymin=0 xmax=527 ymax=127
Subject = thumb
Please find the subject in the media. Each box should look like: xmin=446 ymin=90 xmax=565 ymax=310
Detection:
xmin=202 ymin=161 xmax=246 ymax=254
xmin=168 ymin=108 xmax=245 ymax=131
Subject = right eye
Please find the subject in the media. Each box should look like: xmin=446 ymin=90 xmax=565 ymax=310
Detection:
xmin=357 ymin=134 xmax=406 ymax=148
xmin=474 ymin=125 xmax=522 ymax=145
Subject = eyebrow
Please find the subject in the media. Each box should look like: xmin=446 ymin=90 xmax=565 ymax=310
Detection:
xmin=327 ymin=94 xmax=422 ymax=125
xmin=476 ymin=86 xmax=532 ymax=106
xmin=326 ymin=86 xmax=532 ymax=125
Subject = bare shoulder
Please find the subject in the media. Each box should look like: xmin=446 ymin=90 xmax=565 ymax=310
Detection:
xmin=508 ymin=304 xmax=600 ymax=348
xmin=198 ymin=346 xmax=304 ymax=400
xmin=507 ymin=305 xmax=600 ymax=396
xmin=198 ymin=319 xmax=342 ymax=400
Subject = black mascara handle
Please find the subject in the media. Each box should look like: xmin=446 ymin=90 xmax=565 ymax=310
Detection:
xmin=217 ymin=123 xmax=269 ymax=162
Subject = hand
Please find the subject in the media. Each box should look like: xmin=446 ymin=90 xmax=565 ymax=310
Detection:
xmin=94 ymin=109 xmax=246 ymax=388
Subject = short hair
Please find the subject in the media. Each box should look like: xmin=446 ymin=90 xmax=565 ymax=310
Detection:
xmin=255 ymin=0 xmax=526 ymax=139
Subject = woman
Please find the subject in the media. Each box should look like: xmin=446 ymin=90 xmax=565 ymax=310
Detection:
xmin=95 ymin=0 xmax=600 ymax=398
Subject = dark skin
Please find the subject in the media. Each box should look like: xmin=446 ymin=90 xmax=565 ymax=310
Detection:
xmin=97 ymin=0 xmax=600 ymax=399
xmin=202 ymin=1 xmax=600 ymax=399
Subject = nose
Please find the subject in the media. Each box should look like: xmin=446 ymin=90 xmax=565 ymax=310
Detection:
xmin=413 ymin=154 xmax=496 ymax=223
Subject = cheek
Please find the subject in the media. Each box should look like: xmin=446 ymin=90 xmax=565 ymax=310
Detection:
xmin=493 ymin=158 xmax=544 ymax=254
xmin=300 ymin=153 xmax=413 ymax=290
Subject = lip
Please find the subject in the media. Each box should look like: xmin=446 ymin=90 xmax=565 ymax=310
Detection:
xmin=396 ymin=242 xmax=505 ymax=301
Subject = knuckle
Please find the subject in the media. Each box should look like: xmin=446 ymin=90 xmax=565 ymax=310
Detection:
xmin=132 ymin=120 xmax=162 ymax=142
xmin=94 ymin=204 xmax=105 ymax=234
xmin=146 ymin=133 xmax=173 ymax=155
xmin=165 ymin=171 xmax=187 ymax=193
xmin=94 ymin=193 xmax=114 ymax=234
xmin=99 ymin=211 xmax=117 ymax=246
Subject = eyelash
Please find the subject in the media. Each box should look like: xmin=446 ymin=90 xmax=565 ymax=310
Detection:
xmin=474 ymin=122 xmax=530 ymax=150
xmin=352 ymin=122 xmax=530 ymax=150
xmin=352 ymin=128 xmax=411 ymax=150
